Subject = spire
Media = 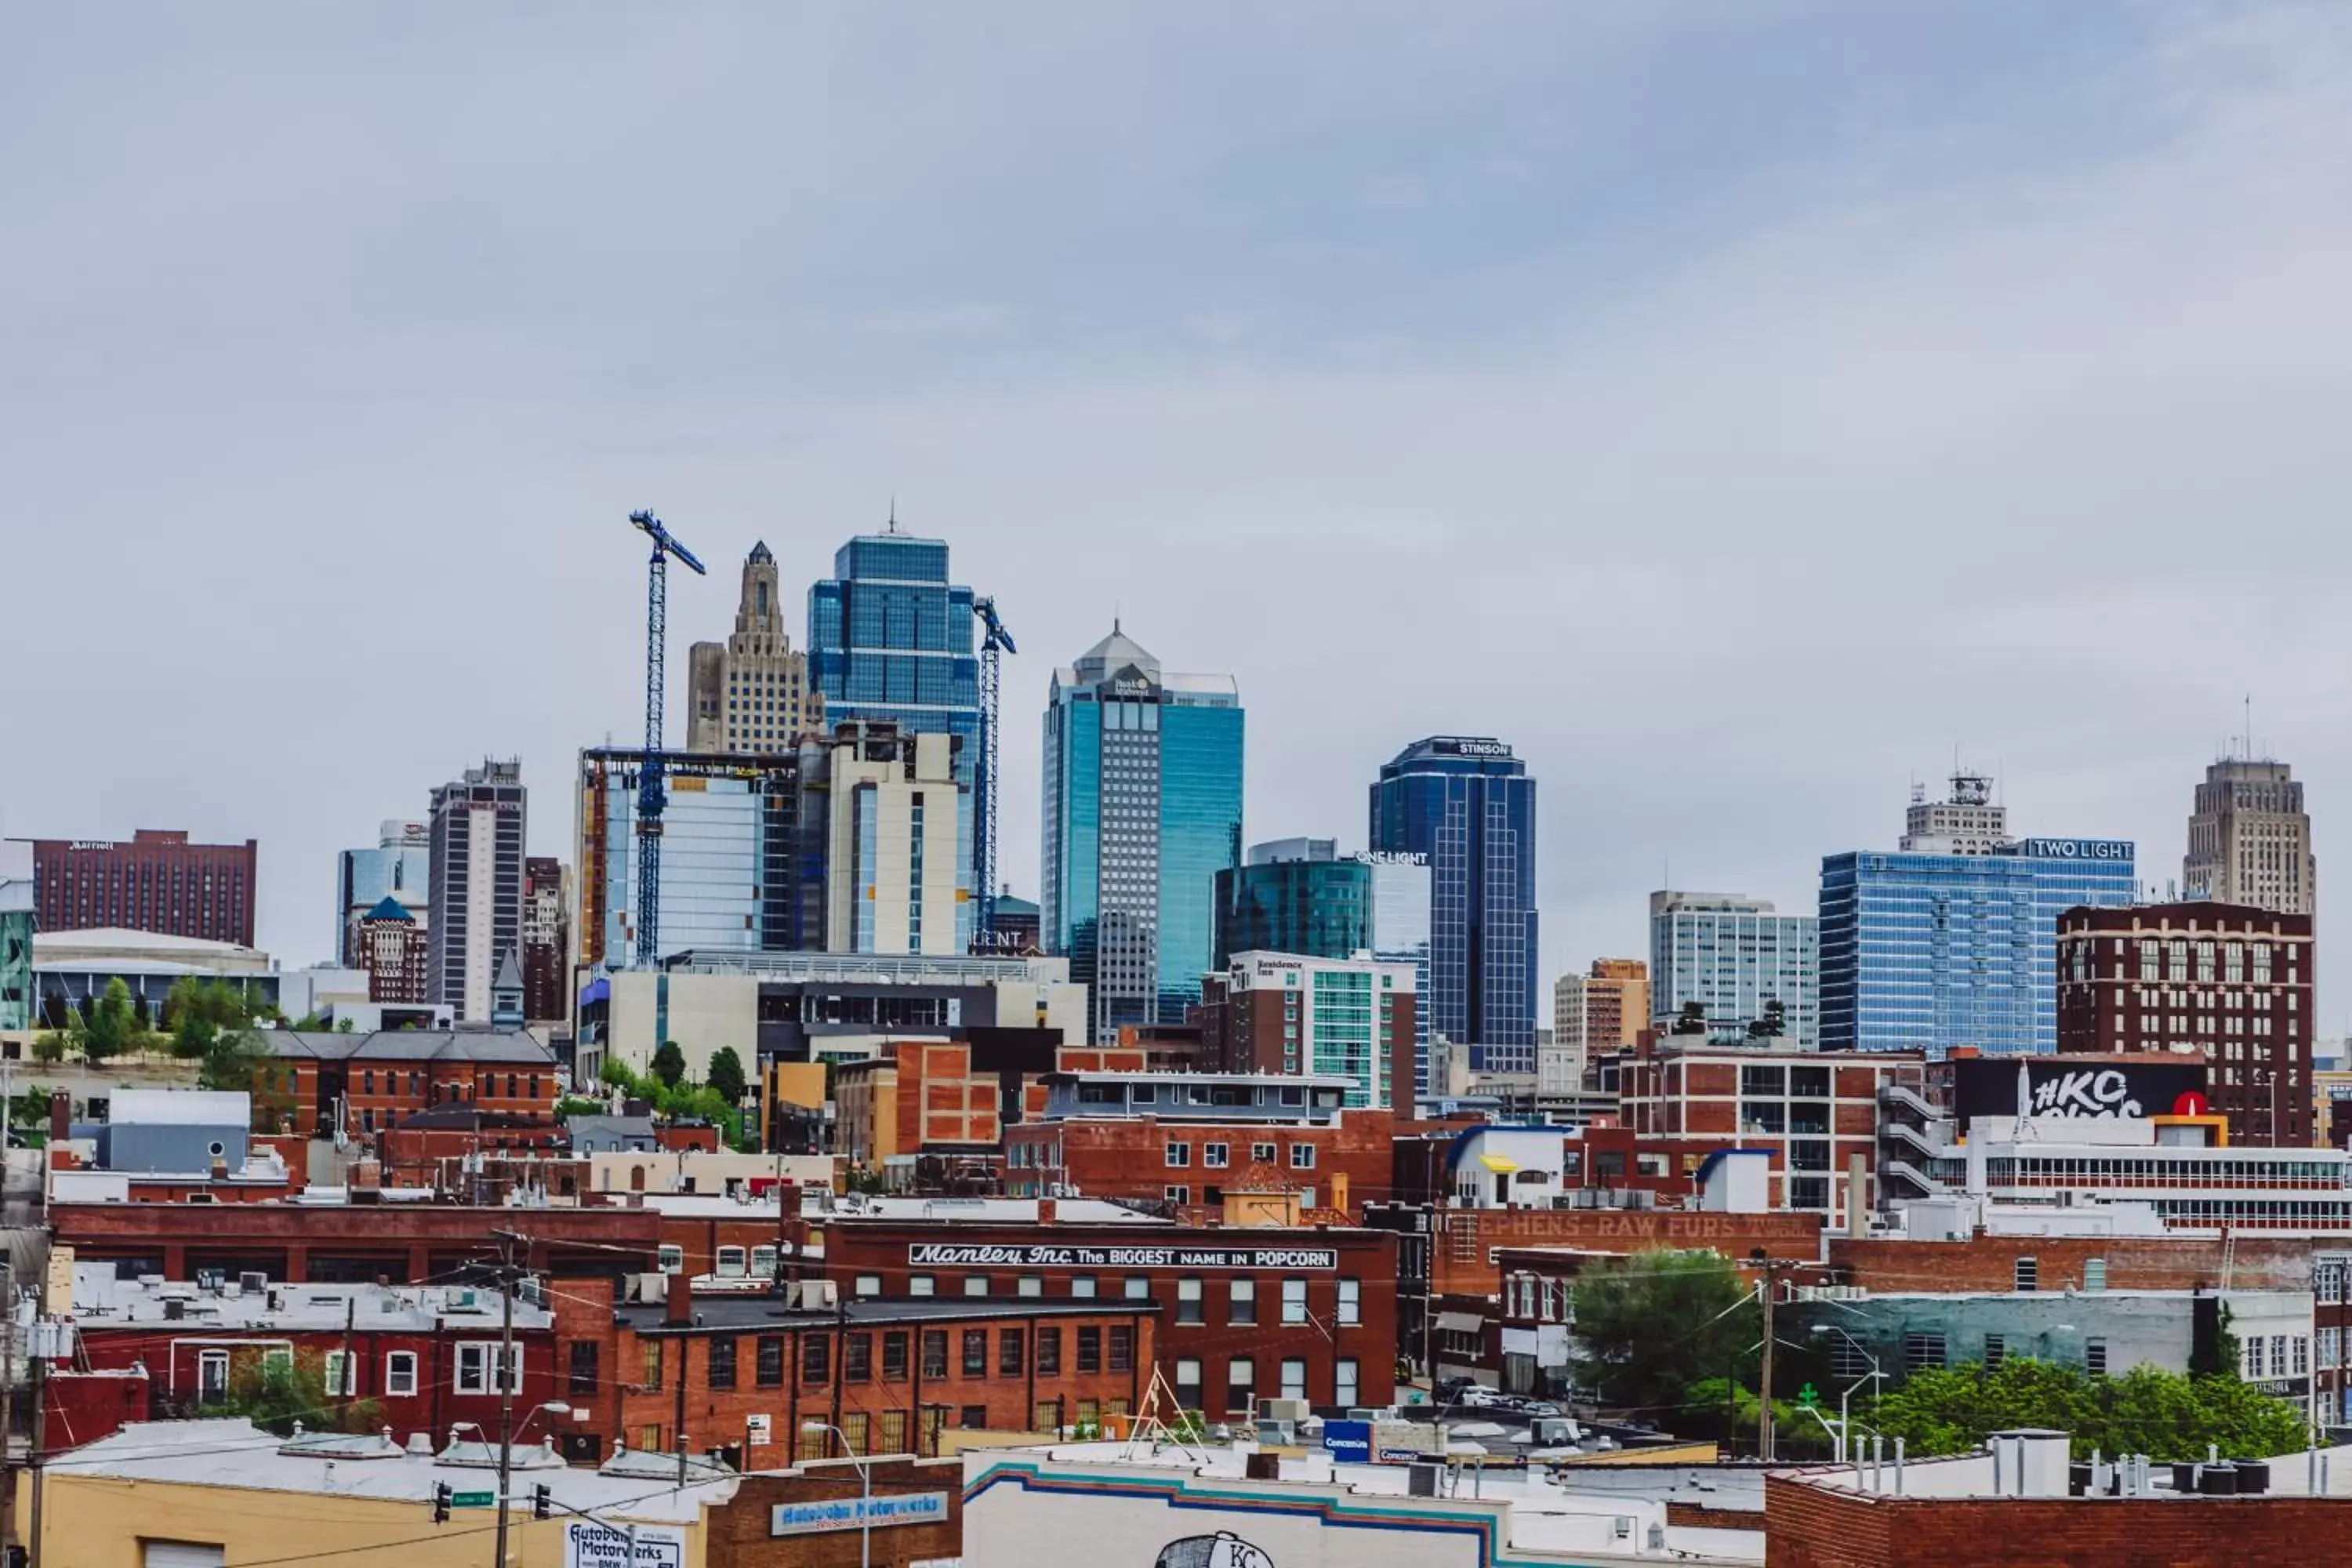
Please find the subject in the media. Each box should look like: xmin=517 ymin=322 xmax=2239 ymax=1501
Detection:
xmin=886 ymin=496 xmax=898 ymax=535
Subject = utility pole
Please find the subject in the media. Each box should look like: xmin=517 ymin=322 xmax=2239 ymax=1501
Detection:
xmin=1757 ymin=1277 xmax=1776 ymax=1463
xmin=492 ymin=1231 xmax=521 ymax=1568
xmin=1 ymin=1261 xmax=13 ymax=1561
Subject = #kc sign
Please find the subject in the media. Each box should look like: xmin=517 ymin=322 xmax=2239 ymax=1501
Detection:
xmin=906 ymin=1243 xmax=1339 ymax=1270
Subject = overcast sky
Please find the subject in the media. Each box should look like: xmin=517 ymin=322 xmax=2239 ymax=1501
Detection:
xmin=8 ymin=3 xmax=2352 ymax=1023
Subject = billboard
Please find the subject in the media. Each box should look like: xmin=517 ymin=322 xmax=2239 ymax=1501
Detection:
xmin=1951 ymin=1058 xmax=2209 ymax=1125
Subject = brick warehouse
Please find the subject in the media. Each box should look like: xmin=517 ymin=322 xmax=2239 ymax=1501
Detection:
xmin=553 ymin=1276 xmax=1159 ymax=1463
xmin=52 ymin=1200 xmax=664 ymax=1283
xmin=789 ymin=1213 xmax=1399 ymax=1414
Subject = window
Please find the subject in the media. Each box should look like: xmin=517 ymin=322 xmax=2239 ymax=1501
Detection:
xmin=1018 ymin=1276 xmax=1044 ymax=1298
xmin=2085 ymin=1338 xmax=2109 ymax=1377
xmin=1124 ymin=1276 xmax=1151 ymax=1301
xmin=802 ymin=1336 xmax=829 ymax=1384
xmin=709 ymin=1338 xmax=738 ymax=1389
xmin=2319 ymin=1258 xmax=2347 ymax=1305
xmin=1000 ymin=1329 xmax=1025 ymax=1376
xmin=1282 ymin=1278 xmax=1308 ymax=1325
xmin=845 ymin=1333 xmax=872 ymax=1382
xmin=1335 ymin=1358 xmax=1359 ymax=1408
xmin=2273 ymin=1335 xmax=2289 ymax=1381
xmin=716 ymin=1246 xmax=747 ymax=1279
xmin=2295 ymin=1336 xmax=2310 ymax=1376
xmin=1177 ymin=1278 xmax=1204 ymax=1324
xmin=1203 ymin=1143 xmax=1229 ymax=1169
xmin=921 ymin=1330 xmax=948 ymax=1378
xmin=644 ymin=1340 xmax=663 ymax=1391
xmin=387 ymin=1351 xmax=419 ymax=1398
xmin=456 ymin=1341 xmax=522 ymax=1396
xmin=323 ymin=1351 xmax=355 ymax=1397
xmin=2013 ymin=1257 xmax=2038 ymax=1292
xmin=1228 ymin=1356 xmax=1256 ymax=1412
xmin=1166 ymin=1142 xmax=1192 ymax=1168
xmin=1983 ymin=1334 xmax=2006 ymax=1368
xmin=960 ymin=1403 xmax=989 ymax=1428
xmin=1175 ymin=1358 xmax=1203 ymax=1408
xmin=1229 ymin=1279 xmax=1257 ymax=1324
xmin=1164 ymin=1185 xmax=1190 ymax=1205
xmin=855 ymin=1275 xmax=881 ymax=1297
xmin=1337 ymin=1278 xmax=1361 ymax=1326
xmin=2321 ymin=1328 xmax=2341 ymax=1367
xmin=1280 ymin=1359 xmax=1308 ymax=1399
xmin=657 ymin=1244 xmax=684 ymax=1275
xmin=751 ymin=1245 xmax=779 ymax=1278
xmin=964 ymin=1276 xmax=991 ymax=1298
xmin=567 ymin=1341 xmax=597 ymax=1397
xmin=882 ymin=1331 xmax=909 ymax=1381
xmin=964 ymin=1330 xmax=988 ymax=1377
xmin=1290 ymin=1145 xmax=1317 ymax=1170
xmin=1071 ymin=1276 xmax=1098 ymax=1299
xmin=2246 ymin=1337 xmax=2265 ymax=1379
xmin=1109 ymin=1326 xmax=1134 ymax=1373
xmin=1252 ymin=1142 xmax=1276 ymax=1163
xmin=1036 ymin=1328 xmax=1062 ymax=1374
xmin=1078 ymin=1328 xmax=1102 ymax=1374
xmin=1903 ymin=1333 xmax=1947 ymax=1374
xmin=2083 ymin=1258 xmax=2107 ymax=1292
xmin=757 ymin=1336 xmax=784 ymax=1388
xmin=198 ymin=1350 xmax=230 ymax=1404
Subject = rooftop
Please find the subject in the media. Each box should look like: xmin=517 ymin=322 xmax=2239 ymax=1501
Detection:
xmin=72 ymin=1265 xmax=554 ymax=1334
xmin=262 ymin=1029 xmax=558 ymax=1065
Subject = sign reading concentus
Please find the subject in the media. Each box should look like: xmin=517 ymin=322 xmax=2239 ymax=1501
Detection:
xmin=906 ymin=1243 xmax=1338 ymax=1270
xmin=771 ymin=1492 xmax=950 ymax=1536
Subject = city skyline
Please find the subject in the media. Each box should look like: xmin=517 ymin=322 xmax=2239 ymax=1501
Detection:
xmin=9 ymin=5 xmax=2352 ymax=1020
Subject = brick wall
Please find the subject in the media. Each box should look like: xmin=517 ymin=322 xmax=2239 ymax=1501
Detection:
xmin=1431 ymin=1208 xmax=1826 ymax=1296
xmin=1766 ymin=1475 xmax=2352 ymax=1567
xmin=1828 ymin=1233 xmax=2312 ymax=1295
xmin=709 ymin=1457 xmax=964 ymax=1568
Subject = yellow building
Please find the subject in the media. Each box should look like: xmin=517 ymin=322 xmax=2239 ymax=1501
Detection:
xmin=37 ymin=1418 xmax=731 ymax=1567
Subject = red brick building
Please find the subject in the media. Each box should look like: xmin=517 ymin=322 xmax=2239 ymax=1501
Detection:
xmin=1003 ymin=1071 xmax=1393 ymax=1213
xmin=789 ymin=1212 xmax=1399 ymax=1415
xmin=266 ymin=1029 xmax=560 ymax=1137
xmin=24 ymin=829 xmax=259 ymax=946
xmin=832 ymin=1029 xmax=1082 ymax=1170
xmin=1196 ymin=953 xmax=1420 ymax=1115
xmin=1827 ymin=1231 xmax=2310 ymax=1296
xmin=2057 ymin=901 xmax=2315 ymax=1146
xmin=376 ymin=1106 xmax=571 ymax=1189
xmin=710 ymin=1457 xmax=964 ymax=1568
xmin=554 ymin=1275 xmax=1160 ymax=1463
xmin=356 ymin=898 xmax=430 ymax=1004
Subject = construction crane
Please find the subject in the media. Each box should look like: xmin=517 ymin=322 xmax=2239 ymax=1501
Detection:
xmin=970 ymin=595 xmax=1017 ymax=948
xmin=626 ymin=510 xmax=707 ymax=967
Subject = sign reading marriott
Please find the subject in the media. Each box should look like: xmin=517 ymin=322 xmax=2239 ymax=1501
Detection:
xmin=907 ymin=1243 xmax=1338 ymax=1270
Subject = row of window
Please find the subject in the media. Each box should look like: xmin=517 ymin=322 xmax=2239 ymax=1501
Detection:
xmin=1167 ymin=1142 xmax=1316 ymax=1170
xmin=842 ymin=1272 xmax=1363 ymax=1327
xmin=197 ymin=1344 xmax=516 ymax=1402
xmin=612 ymin=1323 xmax=1131 ymax=1394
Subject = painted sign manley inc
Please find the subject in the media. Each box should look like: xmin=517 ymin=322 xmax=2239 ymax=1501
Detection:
xmin=906 ymin=1243 xmax=1339 ymax=1270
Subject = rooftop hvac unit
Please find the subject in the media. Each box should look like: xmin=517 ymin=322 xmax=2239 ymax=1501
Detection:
xmin=1258 ymin=1398 xmax=1311 ymax=1425
xmin=450 ymin=1289 xmax=479 ymax=1310
xmin=1407 ymin=1463 xmax=1440 ymax=1497
xmin=798 ymin=1279 xmax=839 ymax=1311
xmin=634 ymin=1274 xmax=670 ymax=1304
xmin=238 ymin=1272 xmax=267 ymax=1294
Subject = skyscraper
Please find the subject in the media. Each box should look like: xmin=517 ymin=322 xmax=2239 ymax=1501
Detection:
xmin=1547 ymin=958 xmax=1648 ymax=1093
xmin=335 ymin=820 xmax=429 ymax=967
xmin=1041 ymin=626 xmax=1243 ymax=1043
xmin=520 ymin=857 xmax=572 ymax=1023
xmin=808 ymin=524 xmax=982 ymax=947
xmin=0 ymin=841 xmax=31 ymax=1033
xmin=1820 ymin=779 xmax=2136 ymax=1053
xmin=1367 ymin=737 xmax=1538 ymax=1073
xmin=2185 ymin=756 xmax=2317 ymax=916
xmin=685 ymin=541 xmax=821 ymax=754
xmin=426 ymin=759 xmax=526 ymax=1023
xmin=819 ymin=723 xmax=965 ymax=957
xmin=14 ymin=829 xmax=259 ymax=947
xmin=1213 ymin=839 xmax=1370 ymax=967
xmin=1648 ymin=891 xmax=1818 ymax=1046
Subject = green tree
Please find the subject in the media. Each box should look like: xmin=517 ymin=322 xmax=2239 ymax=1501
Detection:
xmin=1569 ymin=1250 xmax=1755 ymax=1417
xmin=2189 ymin=1301 xmax=2241 ymax=1380
xmin=198 ymin=1029 xmax=292 ymax=1128
xmin=80 ymin=978 xmax=143 ymax=1062
xmin=1868 ymin=1358 xmax=2309 ymax=1462
xmin=1670 ymin=1000 xmax=1709 ymax=1036
xmin=554 ymin=1094 xmax=606 ymax=1117
xmin=220 ymin=1349 xmax=380 ymax=1436
xmin=706 ymin=1046 xmax=748 ymax=1107
xmin=31 ymin=1033 xmax=67 ymax=1066
xmin=650 ymin=1040 xmax=687 ymax=1089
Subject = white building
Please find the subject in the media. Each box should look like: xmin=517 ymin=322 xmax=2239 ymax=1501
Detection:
xmin=824 ymin=724 xmax=964 ymax=957
xmin=426 ymin=758 xmax=525 ymax=1022
xmin=1647 ymin=891 xmax=1817 ymax=1047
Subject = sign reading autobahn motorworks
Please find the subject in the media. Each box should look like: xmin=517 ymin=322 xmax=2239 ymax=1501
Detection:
xmin=907 ymin=1243 xmax=1338 ymax=1270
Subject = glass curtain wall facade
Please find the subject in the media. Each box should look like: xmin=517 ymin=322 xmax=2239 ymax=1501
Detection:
xmin=1214 ymin=841 xmax=1372 ymax=968
xmin=1366 ymin=855 xmax=1433 ymax=1091
xmin=1042 ymin=628 xmax=1243 ymax=1044
xmin=808 ymin=532 xmax=980 ymax=949
xmin=1367 ymin=737 xmax=1538 ymax=1075
xmin=1820 ymin=837 xmax=2136 ymax=1054
xmin=1648 ymin=891 xmax=1818 ymax=1045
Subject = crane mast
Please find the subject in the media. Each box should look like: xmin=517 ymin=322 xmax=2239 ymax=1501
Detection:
xmin=970 ymin=596 xmax=1017 ymax=948
xmin=627 ymin=510 xmax=707 ymax=968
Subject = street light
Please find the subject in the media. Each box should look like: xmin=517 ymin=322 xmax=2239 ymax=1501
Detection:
xmin=1807 ymin=1326 xmax=1885 ymax=1465
xmin=514 ymin=1401 xmax=573 ymax=1443
xmin=802 ymin=1421 xmax=873 ymax=1568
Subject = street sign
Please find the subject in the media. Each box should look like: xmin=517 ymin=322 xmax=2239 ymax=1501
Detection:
xmin=1797 ymin=1384 xmax=1820 ymax=1409
xmin=450 ymin=1490 xmax=496 ymax=1509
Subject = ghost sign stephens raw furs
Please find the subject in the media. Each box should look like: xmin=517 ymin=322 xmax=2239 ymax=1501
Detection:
xmin=906 ymin=1243 xmax=1339 ymax=1270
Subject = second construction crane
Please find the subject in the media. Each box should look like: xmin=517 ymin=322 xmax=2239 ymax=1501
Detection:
xmin=971 ymin=595 xmax=1017 ymax=946
xmin=627 ymin=510 xmax=706 ymax=967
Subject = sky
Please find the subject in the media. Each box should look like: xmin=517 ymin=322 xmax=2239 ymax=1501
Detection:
xmin=8 ymin=2 xmax=2352 ymax=1022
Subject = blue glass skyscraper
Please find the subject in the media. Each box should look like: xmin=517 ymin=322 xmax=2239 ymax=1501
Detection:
xmin=808 ymin=527 xmax=981 ymax=948
xmin=1820 ymin=834 xmax=2137 ymax=1054
xmin=1367 ymin=737 xmax=1538 ymax=1075
xmin=1041 ymin=626 xmax=1243 ymax=1043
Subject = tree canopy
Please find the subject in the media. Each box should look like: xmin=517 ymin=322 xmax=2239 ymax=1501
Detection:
xmin=1867 ymin=1358 xmax=2310 ymax=1461
xmin=650 ymin=1040 xmax=687 ymax=1088
xmin=1568 ymin=1249 xmax=1756 ymax=1419
xmin=217 ymin=1348 xmax=380 ymax=1436
xmin=706 ymin=1046 xmax=748 ymax=1106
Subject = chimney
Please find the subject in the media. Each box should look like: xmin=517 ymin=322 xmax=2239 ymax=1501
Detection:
xmin=666 ymin=1271 xmax=692 ymax=1327
xmin=1328 ymin=1171 xmax=1349 ymax=1216
xmin=1846 ymin=1154 xmax=1868 ymax=1240
xmin=1037 ymin=1196 xmax=1058 ymax=1225
xmin=49 ymin=1089 xmax=70 ymax=1146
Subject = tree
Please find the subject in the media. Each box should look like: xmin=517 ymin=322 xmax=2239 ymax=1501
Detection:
xmin=650 ymin=1040 xmax=687 ymax=1089
xmin=199 ymin=1029 xmax=292 ymax=1129
xmin=31 ymin=1033 xmax=67 ymax=1066
xmin=80 ymin=978 xmax=143 ymax=1062
xmin=706 ymin=1047 xmax=748 ymax=1106
xmin=1568 ymin=1250 xmax=1755 ymax=1418
xmin=1748 ymin=999 xmax=1788 ymax=1040
xmin=1670 ymin=1000 xmax=1709 ymax=1036
xmin=220 ymin=1348 xmax=380 ymax=1436
xmin=1867 ymin=1358 xmax=2309 ymax=1462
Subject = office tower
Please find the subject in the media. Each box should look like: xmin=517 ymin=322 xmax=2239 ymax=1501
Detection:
xmin=426 ymin=759 xmax=526 ymax=1022
xmin=819 ymin=723 xmax=965 ymax=956
xmin=1363 ymin=851 xmax=1434 ymax=1090
xmin=0 ymin=841 xmax=30 ymax=1032
xmin=1546 ymin=958 xmax=1648 ymax=1092
xmin=2057 ymin=902 xmax=2314 ymax=1146
xmin=1367 ymin=736 xmax=1538 ymax=1073
xmin=1199 ymin=950 xmax=1418 ymax=1110
xmin=808 ymin=524 xmax=982 ymax=949
xmin=983 ymin=891 xmax=1041 ymax=954
xmin=521 ymin=858 xmax=572 ymax=1022
xmin=1042 ymin=626 xmax=1244 ymax=1043
xmin=12 ymin=829 xmax=258 ymax=946
xmin=575 ymin=747 xmax=816 ymax=970
xmin=1819 ymin=780 xmax=2136 ymax=1053
xmin=2185 ymin=756 xmax=2317 ymax=916
xmin=1900 ymin=771 xmax=2009 ymax=853
xmin=357 ymin=897 xmax=429 ymax=1004
xmin=684 ymin=542 xmax=821 ymax=754
xmin=1648 ymin=892 xmax=1818 ymax=1046
xmin=335 ymin=820 xmax=429 ymax=966
xmin=1214 ymin=840 xmax=1368 ymax=967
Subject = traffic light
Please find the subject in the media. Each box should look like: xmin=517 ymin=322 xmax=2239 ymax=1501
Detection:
xmin=533 ymin=1483 xmax=553 ymax=1521
xmin=433 ymin=1482 xmax=452 ymax=1523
